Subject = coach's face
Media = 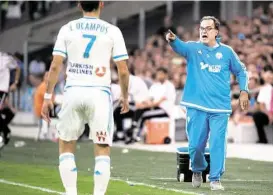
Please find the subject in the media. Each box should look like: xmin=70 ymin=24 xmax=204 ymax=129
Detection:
xmin=199 ymin=19 xmax=218 ymax=45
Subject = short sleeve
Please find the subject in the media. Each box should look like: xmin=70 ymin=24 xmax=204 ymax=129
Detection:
xmin=52 ymin=25 xmax=69 ymax=58
xmin=7 ymin=58 xmax=17 ymax=69
xmin=112 ymin=27 xmax=128 ymax=62
xmin=0 ymin=53 xmax=17 ymax=69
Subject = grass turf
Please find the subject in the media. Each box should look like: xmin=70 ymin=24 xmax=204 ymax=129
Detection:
xmin=0 ymin=137 xmax=273 ymax=195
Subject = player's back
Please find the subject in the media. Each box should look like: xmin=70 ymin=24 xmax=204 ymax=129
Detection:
xmin=53 ymin=17 xmax=127 ymax=92
xmin=53 ymin=16 xmax=128 ymax=142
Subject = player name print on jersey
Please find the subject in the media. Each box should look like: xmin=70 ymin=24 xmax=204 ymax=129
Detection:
xmin=76 ymin=22 xmax=109 ymax=34
xmin=67 ymin=62 xmax=94 ymax=75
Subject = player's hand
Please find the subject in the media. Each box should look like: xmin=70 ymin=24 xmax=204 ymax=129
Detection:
xmin=165 ymin=29 xmax=176 ymax=42
xmin=119 ymin=97 xmax=129 ymax=114
xmin=239 ymin=91 xmax=249 ymax=111
xmin=9 ymin=83 xmax=17 ymax=92
xmin=41 ymin=99 xmax=54 ymax=123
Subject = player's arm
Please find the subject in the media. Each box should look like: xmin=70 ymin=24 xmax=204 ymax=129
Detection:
xmin=116 ymin=60 xmax=129 ymax=99
xmin=6 ymin=54 xmax=20 ymax=91
xmin=229 ymin=48 xmax=249 ymax=110
xmin=9 ymin=56 xmax=21 ymax=88
xmin=46 ymin=56 xmax=64 ymax=95
xmin=42 ymin=25 xmax=67 ymax=122
xmin=13 ymin=65 xmax=21 ymax=87
xmin=46 ymin=25 xmax=68 ymax=95
xmin=116 ymin=61 xmax=129 ymax=114
xmin=166 ymin=30 xmax=189 ymax=58
xmin=112 ymin=27 xmax=130 ymax=113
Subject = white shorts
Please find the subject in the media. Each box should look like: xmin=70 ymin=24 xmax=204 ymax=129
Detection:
xmin=56 ymin=87 xmax=114 ymax=146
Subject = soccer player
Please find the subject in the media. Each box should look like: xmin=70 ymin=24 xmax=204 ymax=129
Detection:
xmin=166 ymin=16 xmax=249 ymax=190
xmin=41 ymin=2 xmax=130 ymax=195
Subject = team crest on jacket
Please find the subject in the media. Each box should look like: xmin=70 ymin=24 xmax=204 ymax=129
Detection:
xmin=215 ymin=52 xmax=223 ymax=59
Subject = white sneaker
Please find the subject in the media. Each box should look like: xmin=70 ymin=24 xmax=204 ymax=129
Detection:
xmin=192 ymin=172 xmax=202 ymax=188
xmin=210 ymin=180 xmax=225 ymax=191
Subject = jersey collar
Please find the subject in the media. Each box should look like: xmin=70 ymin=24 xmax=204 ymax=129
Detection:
xmin=201 ymin=42 xmax=220 ymax=52
xmin=83 ymin=16 xmax=98 ymax=19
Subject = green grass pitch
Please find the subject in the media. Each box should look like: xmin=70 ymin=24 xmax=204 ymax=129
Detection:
xmin=0 ymin=137 xmax=272 ymax=195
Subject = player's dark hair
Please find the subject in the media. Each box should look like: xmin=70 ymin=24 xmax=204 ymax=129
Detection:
xmin=79 ymin=1 xmax=100 ymax=12
xmin=200 ymin=16 xmax=220 ymax=30
xmin=156 ymin=67 xmax=168 ymax=74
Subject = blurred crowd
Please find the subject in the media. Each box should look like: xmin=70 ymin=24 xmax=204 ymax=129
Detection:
xmin=1 ymin=2 xmax=273 ymax=143
xmin=0 ymin=1 xmax=78 ymax=31
xmin=0 ymin=1 xmax=114 ymax=31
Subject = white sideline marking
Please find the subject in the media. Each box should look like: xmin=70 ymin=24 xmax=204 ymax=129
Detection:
xmin=150 ymin=177 xmax=272 ymax=182
xmin=111 ymin=177 xmax=201 ymax=195
xmin=150 ymin=177 xmax=177 ymax=180
xmin=0 ymin=179 xmax=64 ymax=194
xmin=0 ymin=178 xmax=200 ymax=195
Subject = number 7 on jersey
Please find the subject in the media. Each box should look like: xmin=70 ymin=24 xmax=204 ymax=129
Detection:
xmin=83 ymin=34 xmax=97 ymax=58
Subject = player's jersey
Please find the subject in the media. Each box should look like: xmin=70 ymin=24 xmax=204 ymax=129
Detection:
xmin=52 ymin=16 xmax=128 ymax=93
xmin=170 ymin=38 xmax=249 ymax=113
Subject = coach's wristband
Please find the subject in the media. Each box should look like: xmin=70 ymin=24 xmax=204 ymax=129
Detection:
xmin=44 ymin=93 xmax=52 ymax=100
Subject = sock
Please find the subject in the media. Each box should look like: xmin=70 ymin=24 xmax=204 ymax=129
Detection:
xmin=93 ymin=156 xmax=111 ymax=195
xmin=59 ymin=153 xmax=77 ymax=195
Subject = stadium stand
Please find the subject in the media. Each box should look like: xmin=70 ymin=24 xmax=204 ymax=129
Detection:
xmin=0 ymin=1 xmax=273 ymax=144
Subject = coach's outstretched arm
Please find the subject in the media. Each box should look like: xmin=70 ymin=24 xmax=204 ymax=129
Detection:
xmin=166 ymin=30 xmax=189 ymax=58
xmin=229 ymin=48 xmax=249 ymax=110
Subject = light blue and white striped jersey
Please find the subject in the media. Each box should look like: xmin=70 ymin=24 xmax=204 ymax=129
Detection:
xmin=170 ymin=38 xmax=249 ymax=113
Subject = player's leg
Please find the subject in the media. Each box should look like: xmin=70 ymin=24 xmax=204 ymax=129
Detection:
xmin=58 ymin=139 xmax=77 ymax=195
xmin=56 ymin=90 xmax=85 ymax=195
xmin=89 ymin=90 xmax=113 ymax=195
xmin=93 ymin=144 xmax=111 ymax=195
xmin=186 ymin=107 xmax=209 ymax=187
xmin=208 ymin=113 xmax=229 ymax=190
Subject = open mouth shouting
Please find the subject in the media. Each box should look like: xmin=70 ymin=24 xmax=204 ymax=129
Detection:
xmin=201 ymin=34 xmax=208 ymax=39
